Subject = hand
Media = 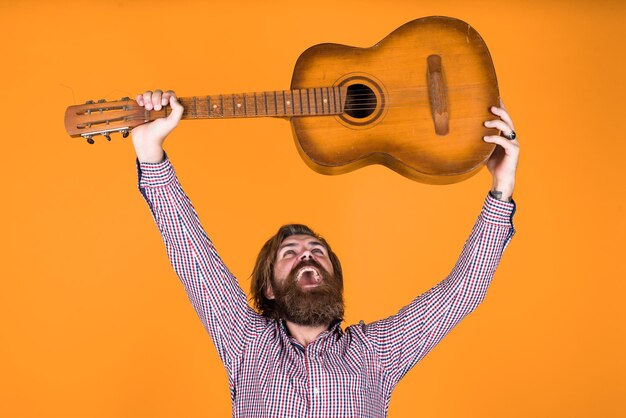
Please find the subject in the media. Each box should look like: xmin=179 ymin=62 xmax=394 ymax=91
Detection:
xmin=131 ymin=89 xmax=184 ymax=163
xmin=482 ymin=100 xmax=519 ymax=201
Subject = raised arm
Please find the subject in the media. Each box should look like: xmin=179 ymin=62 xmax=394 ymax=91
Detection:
xmin=364 ymin=103 xmax=519 ymax=387
xmin=133 ymin=90 xmax=265 ymax=376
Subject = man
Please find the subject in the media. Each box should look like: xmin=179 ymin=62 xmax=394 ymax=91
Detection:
xmin=132 ymin=89 xmax=519 ymax=417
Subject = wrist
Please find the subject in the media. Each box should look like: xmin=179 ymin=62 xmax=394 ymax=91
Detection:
xmin=135 ymin=146 xmax=165 ymax=163
xmin=490 ymin=181 xmax=514 ymax=202
xmin=489 ymin=190 xmax=512 ymax=202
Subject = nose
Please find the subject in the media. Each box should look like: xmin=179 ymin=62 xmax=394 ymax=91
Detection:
xmin=300 ymin=250 xmax=313 ymax=260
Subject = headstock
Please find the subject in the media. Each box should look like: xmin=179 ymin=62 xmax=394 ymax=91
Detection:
xmin=64 ymin=97 xmax=151 ymax=144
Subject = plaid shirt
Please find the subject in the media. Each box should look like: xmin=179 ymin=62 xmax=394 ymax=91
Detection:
xmin=138 ymin=158 xmax=515 ymax=418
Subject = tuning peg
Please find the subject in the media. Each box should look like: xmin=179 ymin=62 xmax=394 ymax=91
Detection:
xmin=121 ymin=130 xmax=129 ymax=138
xmin=98 ymin=99 xmax=106 ymax=103
xmin=104 ymin=133 xmax=111 ymax=141
xmin=85 ymin=100 xmax=94 ymax=104
xmin=121 ymin=96 xmax=130 ymax=101
xmin=85 ymin=135 xmax=94 ymax=144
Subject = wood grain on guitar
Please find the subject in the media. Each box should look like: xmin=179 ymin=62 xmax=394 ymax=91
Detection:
xmin=64 ymin=16 xmax=499 ymax=184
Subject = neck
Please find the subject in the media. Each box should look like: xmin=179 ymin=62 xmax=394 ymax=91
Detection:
xmin=284 ymin=320 xmax=331 ymax=347
xmin=151 ymin=87 xmax=346 ymax=120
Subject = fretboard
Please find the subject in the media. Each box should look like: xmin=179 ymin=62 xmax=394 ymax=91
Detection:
xmin=172 ymin=87 xmax=346 ymax=119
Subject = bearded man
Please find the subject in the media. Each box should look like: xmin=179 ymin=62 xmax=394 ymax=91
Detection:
xmin=132 ymin=90 xmax=519 ymax=418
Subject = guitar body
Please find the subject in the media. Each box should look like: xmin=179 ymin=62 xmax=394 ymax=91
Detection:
xmin=290 ymin=16 xmax=499 ymax=184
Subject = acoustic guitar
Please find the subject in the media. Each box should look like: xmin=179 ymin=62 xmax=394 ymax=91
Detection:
xmin=64 ymin=16 xmax=500 ymax=184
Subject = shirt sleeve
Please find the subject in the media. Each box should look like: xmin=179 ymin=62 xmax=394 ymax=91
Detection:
xmin=363 ymin=193 xmax=516 ymax=387
xmin=136 ymin=156 xmax=265 ymax=377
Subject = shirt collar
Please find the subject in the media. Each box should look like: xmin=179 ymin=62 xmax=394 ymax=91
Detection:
xmin=277 ymin=318 xmax=344 ymax=346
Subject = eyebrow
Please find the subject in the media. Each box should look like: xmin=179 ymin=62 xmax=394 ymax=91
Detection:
xmin=278 ymin=240 xmax=325 ymax=251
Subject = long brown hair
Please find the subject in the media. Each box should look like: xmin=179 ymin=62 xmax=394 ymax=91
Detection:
xmin=250 ymin=224 xmax=343 ymax=319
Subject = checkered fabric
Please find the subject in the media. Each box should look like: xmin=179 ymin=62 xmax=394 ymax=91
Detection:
xmin=138 ymin=157 xmax=515 ymax=418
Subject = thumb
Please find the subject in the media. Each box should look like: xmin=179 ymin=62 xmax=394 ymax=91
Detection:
xmin=164 ymin=96 xmax=184 ymax=129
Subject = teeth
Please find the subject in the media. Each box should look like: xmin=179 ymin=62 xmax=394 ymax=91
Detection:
xmin=296 ymin=266 xmax=321 ymax=282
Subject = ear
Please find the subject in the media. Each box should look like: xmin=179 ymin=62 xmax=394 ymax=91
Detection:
xmin=265 ymin=281 xmax=275 ymax=300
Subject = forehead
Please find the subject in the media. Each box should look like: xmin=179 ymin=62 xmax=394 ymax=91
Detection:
xmin=279 ymin=234 xmax=325 ymax=248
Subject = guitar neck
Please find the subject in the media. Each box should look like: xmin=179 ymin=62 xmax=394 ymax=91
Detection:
xmin=64 ymin=87 xmax=347 ymax=140
xmin=169 ymin=87 xmax=346 ymax=120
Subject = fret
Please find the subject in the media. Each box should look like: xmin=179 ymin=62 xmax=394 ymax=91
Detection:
xmin=263 ymin=92 xmax=268 ymax=116
xmin=318 ymin=88 xmax=324 ymax=114
xmin=209 ymin=95 xmax=219 ymax=118
xmin=282 ymin=91 xmax=286 ymax=116
xmin=327 ymin=88 xmax=332 ymax=114
xmin=325 ymin=87 xmax=332 ymax=114
xmin=287 ymin=90 xmax=294 ymax=115
xmin=313 ymin=88 xmax=318 ymax=115
xmin=290 ymin=90 xmax=299 ymax=116
xmin=257 ymin=92 xmax=265 ymax=116
xmin=253 ymin=92 xmax=258 ymax=116
xmin=226 ymin=95 xmax=232 ymax=117
xmin=232 ymin=93 xmax=245 ymax=117
xmin=337 ymin=87 xmax=343 ymax=113
xmin=335 ymin=87 xmax=343 ymax=113
xmin=298 ymin=89 xmax=304 ymax=115
xmin=265 ymin=91 xmax=276 ymax=116
xmin=272 ymin=91 xmax=280 ymax=116
xmin=306 ymin=89 xmax=311 ymax=115
xmin=330 ymin=87 xmax=337 ymax=114
xmin=318 ymin=89 xmax=323 ymax=114
xmin=274 ymin=91 xmax=285 ymax=116
xmin=243 ymin=93 xmax=248 ymax=117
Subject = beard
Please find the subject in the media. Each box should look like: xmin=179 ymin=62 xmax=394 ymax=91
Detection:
xmin=270 ymin=259 xmax=344 ymax=327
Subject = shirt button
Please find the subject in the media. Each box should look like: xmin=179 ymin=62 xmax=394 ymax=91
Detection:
xmin=313 ymin=387 xmax=320 ymax=395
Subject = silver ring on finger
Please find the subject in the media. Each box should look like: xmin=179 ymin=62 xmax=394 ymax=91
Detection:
xmin=505 ymin=130 xmax=516 ymax=140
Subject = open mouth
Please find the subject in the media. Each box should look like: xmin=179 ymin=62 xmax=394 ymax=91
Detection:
xmin=295 ymin=266 xmax=322 ymax=288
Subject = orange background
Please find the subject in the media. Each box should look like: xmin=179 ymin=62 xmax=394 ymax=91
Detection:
xmin=1 ymin=0 xmax=624 ymax=417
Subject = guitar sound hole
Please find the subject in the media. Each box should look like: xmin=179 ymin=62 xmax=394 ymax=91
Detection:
xmin=344 ymin=84 xmax=376 ymax=118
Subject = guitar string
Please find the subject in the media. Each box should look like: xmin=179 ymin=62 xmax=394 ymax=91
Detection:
xmin=80 ymin=101 xmax=481 ymax=123
xmin=85 ymin=88 xmax=480 ymax=111
xmin=75 ymin=86 xmax=496 ymax=126
xmin=76 ymin=85 xmax=490 ymax=110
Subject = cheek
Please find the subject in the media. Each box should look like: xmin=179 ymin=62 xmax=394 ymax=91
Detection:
xmin=273 ymin=261 xmax=291 ymax=281
xmin=322 ymin=258 xmax=334 ymax=275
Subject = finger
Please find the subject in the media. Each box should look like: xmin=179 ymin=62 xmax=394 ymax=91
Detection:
xmin=484 ymin=119 xmax=515 ymax=138
xmin=152 ymin=89 xmax=163 ymax=111
xmin=483 ymin=135 xmax=520 ymax=154
xmin=161 ymin=90 xmax=176 ymax=106
xmin=490 ymin=106 xmax=515 ymax=131
xmin=136 ymin=94 xmax=144 ymax=106
xmin=142 ymin=91 xmax=154 ymax=110
xmin=499 ymin=98 xmax=507 ymax=110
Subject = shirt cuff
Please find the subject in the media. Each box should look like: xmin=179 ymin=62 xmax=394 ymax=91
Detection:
xmin=481 ymin=193 xmax=516 ymax=226
xmin=136 ymin=153 xmax=176 ymax=188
